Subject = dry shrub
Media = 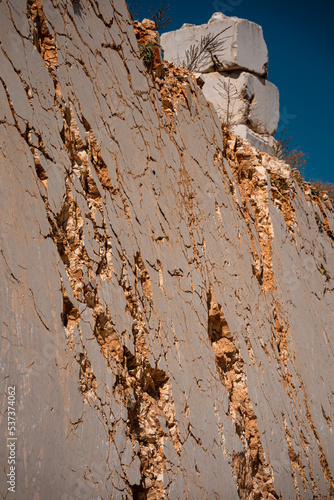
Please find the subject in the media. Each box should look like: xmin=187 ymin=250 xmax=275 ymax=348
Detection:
xmin=276 ymin=130 xmax=333 ymax=202
xmin=309 ymin=179 xmax=334 ymax=199
xmin=275 ymin=129 xmax=308 ymax=171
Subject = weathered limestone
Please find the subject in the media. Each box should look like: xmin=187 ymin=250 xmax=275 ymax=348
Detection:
xmin=200 ymin=71 xmax=279 ymax=135
xmin=161 ymin=13 xmax=268 ymax=76
xmin=0 ymin=1 xmax=333 ymax=499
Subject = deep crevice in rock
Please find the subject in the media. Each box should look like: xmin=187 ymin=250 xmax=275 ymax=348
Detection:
xmin=207 ymin=288 xmax=279 ymax=500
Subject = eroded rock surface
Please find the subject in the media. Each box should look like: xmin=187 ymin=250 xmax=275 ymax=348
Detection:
xmin=0 ymin=1 xmax=333 ymax=499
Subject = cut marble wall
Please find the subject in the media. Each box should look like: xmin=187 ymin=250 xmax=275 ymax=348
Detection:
xmin=0 ymin=1 xmax=333 ymax=499
xmin=231 ymin=124 xmax=280 ymax=156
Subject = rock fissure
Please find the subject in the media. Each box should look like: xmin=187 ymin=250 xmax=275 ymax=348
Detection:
xmin=1 ymin=3 xmax=333 ymax=499
xmin=207 ymin=289 xmax=279 ymax=499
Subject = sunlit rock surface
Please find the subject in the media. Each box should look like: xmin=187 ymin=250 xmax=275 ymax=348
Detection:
xmin=200 ymin=71 xmax=280 ymax=135
xmin=161 ymin=13 xmax=280 ymax=155
xmin=0 ymin=1 xmax=333 ymax=499
xmin=161 ymin=12 xmax=268 ymax=76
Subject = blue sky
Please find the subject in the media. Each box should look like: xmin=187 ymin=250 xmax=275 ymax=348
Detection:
xmin=129 ymin=0 xmax=334 ymax=183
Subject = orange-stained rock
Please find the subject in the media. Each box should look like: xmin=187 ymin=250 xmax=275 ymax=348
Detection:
xmin=0 ymin=1 xmax=333 ymax=499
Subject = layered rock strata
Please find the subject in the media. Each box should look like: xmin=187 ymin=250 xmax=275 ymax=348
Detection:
xmin=0 ymin=2 xmax=333 ymax=499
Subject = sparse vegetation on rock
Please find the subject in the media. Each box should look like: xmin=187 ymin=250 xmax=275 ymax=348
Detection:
xmin=182 ymin=27 xmax=231 ymax=72
xmin=2 ymin=4 xmax=334 ymax=499
xmin=148 ymin=0 xmax=171 ymax=31
xmin=139 ymin=41 xmax=159 ymax=64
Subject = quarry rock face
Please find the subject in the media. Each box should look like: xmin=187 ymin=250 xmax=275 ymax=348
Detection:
xmin=0 ymin=1 xmax=334 ymax=500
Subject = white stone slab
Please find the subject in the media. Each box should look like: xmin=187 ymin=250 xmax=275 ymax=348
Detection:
xmin=200 ymin=71 xmax=279 ymax=135
xmin=161 ymin=13 xmax=268 ymax=76
xmin=232 ymin=124 xmax=280 ymax=156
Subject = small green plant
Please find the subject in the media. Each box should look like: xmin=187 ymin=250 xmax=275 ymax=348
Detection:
xmin=323 ymin=269 xmax=331 ymax=281
xmin=281 ymin=179 xmax=290 ymax=191
xmin=271 ymin=177 xmax=290 ymax=192
xmin=139 ymin=42 xmax=159 ymax=64
xmin=125 ymin=391 xmax=134 ymax=406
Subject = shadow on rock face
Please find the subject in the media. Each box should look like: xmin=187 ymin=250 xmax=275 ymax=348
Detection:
xmin=72 ymin=0 xmax=83 ymax=16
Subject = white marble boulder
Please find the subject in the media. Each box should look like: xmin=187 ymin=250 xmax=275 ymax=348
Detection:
xmin=200 ymin=71 xmax=280 ymax=135
xmin=160 ymin=13 xmax=268 ymax=76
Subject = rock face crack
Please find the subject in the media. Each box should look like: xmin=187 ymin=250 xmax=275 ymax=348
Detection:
xmin=119 ymin=256 xmax=181 ymax=499
xmin=27 ymin=0 xmax=59 ymax=81
xmin=207 ymin=289 xmax=278 ymax=500
xmin=1 ymin=2 xmax=333 ymax=499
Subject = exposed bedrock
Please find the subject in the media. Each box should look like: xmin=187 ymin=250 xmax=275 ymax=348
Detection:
xmin=0 ymin=1 xmax=333 ymax=499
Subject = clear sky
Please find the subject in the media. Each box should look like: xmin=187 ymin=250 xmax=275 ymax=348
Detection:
xmin=129 ymin=0 xmax=334 ymax=183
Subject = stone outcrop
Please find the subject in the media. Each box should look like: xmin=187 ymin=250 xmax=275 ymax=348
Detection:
xmin=160 ymin=12 xmax=268 ymax=76
xmin=0 ymin=1 xmax=333 ymax=499
xmin=161 ymin=13 xmax=280 ymax=155
xmin=199 ymin=71 xmax=279 ymax=135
